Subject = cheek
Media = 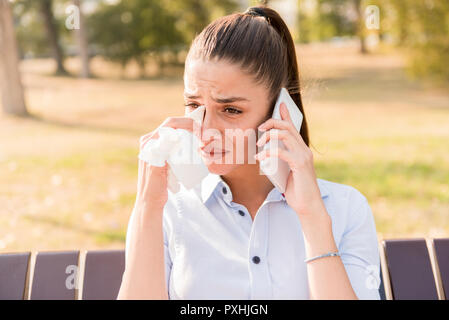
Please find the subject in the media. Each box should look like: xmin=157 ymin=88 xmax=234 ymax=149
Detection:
xmin=224 ymin=134 xmax=258 ymax=165
xmin=203 ymin=113 xmax=261 ymax=158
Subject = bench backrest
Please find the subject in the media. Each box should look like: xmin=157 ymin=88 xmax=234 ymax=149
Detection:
xmin=31 ymin=251 xmax=80 ymax=300
xmin=0 ymin=252 xmax=30 ymax=299
xmin=433 ymin=238 xmax=449 ymax=299
xmin=1 ymin=238 xmax=448 ymax=300
xmin=82 ymin=250 xmax=125 ymax=300
xmin=383 ymin=239 xmax=438 ymax=299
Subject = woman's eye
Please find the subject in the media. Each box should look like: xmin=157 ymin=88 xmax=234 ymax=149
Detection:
xmin=185 ymin=104 xmax=241 ymax=115
xmin=224 ymin=107 xmax=242 ymax=114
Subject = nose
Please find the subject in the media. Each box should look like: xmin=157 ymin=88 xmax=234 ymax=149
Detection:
xmin=200 ymin=106 xmax=220 ymax=147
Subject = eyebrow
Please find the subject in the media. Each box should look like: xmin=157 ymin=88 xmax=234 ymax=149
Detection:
xmin=183 ymin=93 xmax=249 ymax=104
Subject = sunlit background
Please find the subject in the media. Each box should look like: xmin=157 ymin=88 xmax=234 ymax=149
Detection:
xmin=0 ymin=0 xmax=448 ymax=252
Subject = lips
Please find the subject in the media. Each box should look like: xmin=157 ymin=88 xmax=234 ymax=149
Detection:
xmin=200 ymin=145 xmax=229 ymax=159
xmin=209 ymin=149 xmax=228 ymax=154
xmin=201 ymin=149 xmax=229 ymax=156
xmin=200 ymin=143 xmax=229 ymax=154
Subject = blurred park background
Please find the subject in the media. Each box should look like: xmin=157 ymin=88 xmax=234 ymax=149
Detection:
xmin=0 ymin=0 xmax=448 ymax=252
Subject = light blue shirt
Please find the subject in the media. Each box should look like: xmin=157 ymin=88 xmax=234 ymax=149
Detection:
xmin=127 ymin=173 xmax=381 ymax=300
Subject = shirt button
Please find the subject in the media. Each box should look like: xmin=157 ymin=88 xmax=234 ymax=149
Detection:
xmin=222 ymin=187 xmax=227 ymax=194
xmin=252 ymin=256 xmax=261 ymax=264
xmin=238 ymin=210 xmax=245 ymax=216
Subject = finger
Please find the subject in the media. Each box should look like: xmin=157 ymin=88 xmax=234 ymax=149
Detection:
xmin=256 ymin=129 xmax=296 ymax=150
xmin=161 ymin=116 xmax=196 ymax=132
xmin=258 ymin=118 xmax=300 ymax=141
xmin=140 ymin=131 xmax=159 ymax=150
xmin=254 ymin=146 xmax=295 ymax=167
xmin=279 ymin=102 xmax=294 ymax=126
xmin=141 ymin=117 xmax=200 ymax=151
xmin=165 ymin=117 xmax=202 ymax=140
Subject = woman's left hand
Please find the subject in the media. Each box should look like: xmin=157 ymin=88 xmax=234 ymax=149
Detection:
xmin=255 ymin=102 xmax=326 ymax=218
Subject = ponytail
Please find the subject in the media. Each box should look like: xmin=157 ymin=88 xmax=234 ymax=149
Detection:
xmin=248 ymin=5 xmax=310 ymax=146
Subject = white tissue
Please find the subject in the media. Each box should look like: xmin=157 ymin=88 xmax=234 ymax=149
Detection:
xmin=138 ymin=105 xmax=209 ymax=194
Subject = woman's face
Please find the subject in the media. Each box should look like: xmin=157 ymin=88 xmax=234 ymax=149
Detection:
xmin=183 ymin=57 xmax=271 ymax=175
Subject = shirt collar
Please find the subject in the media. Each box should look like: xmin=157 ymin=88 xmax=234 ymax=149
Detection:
xmin=201 ymin=173 xmax=227 ymax=204
xmin=201 ymin=173 xmax=330 ymax=204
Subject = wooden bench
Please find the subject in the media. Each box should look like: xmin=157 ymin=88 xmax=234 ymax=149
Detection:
xmin=0 ymin=238 xmax=448 ymax=300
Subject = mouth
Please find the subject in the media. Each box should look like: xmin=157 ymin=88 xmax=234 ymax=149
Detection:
xmin=200 ymin=149 xmax=230 ymax=157
xmin=200 ymin=142 xmax=229 ymax=153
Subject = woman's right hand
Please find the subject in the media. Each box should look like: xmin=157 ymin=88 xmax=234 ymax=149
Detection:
xmin=120 ymin=116 xmax=199 ymax=300
xmin=135 ymin=116 xmax=199 ymax=211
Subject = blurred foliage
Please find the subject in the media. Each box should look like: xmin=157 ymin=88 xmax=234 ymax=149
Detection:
xmin=13 ymin=1 xmax=46 ymax=58
xmin=382 ymin=0 xmax=449 ymax=82
xmin=87 ymin=0 xmax=184 ymax=75
xmin=297 ymin=0 xmax=449 ymax=82
xmin=13 ymin=0 xmax=70 ymax=59
xmin=12 ymin=0 xmax=238 ymax=74
xmin=298 ymin=0 xmax=358 ymax=43
xmin=86 ymin=0 xmax=238 ymax=76
xmin=9 ymin=0 xmax=449 ymax=82
xmin=162 ymin=0 xmax=239 ymax=42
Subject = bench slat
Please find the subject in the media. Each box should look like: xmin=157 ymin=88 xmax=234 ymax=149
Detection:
xmin=433 ymin=238 xmax=449 ymax=300
xmin=378 ymin=265 xmax=386 ymax=300
xmin=0 ymin=252 xmax=30 ymax=300
xmin=30 ymin=251 xmax=79 ymax=300
xmin=384 ymin=239 xmax=438 ymax=300
xmin=82 ymin=250 xmax=125 ymax=300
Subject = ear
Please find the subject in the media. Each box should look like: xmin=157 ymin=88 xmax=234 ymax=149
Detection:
xmin=280 ymin=102 xmax=293 ymax=124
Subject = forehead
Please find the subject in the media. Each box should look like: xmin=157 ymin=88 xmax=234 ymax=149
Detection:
xmin=183 ymin=58 xmax=261 ymax=97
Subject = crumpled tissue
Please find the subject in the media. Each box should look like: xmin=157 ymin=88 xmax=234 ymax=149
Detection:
xmin=138 ymin=105 xmax=209 ymax=194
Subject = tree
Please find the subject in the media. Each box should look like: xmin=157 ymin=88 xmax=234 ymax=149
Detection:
xmin=73 ymin=0 xmax=90 ymax=78
xmin=387 ymin=0 xmax=408 ymax=45
xmin=0 ymin=0 xmax=28 ymax=116
xmin=13 ymin=0 xmax=49 ymax=59
xmin=353 ymin=0 xmax=367 ymax=54
xmin=38 ymin=0 xmax=68 ymax=75
xmin=400 ymin=0 xmax=449 ymax=82
xmin=297 ymin=0 xmax=358 ymax=44
xmin=164 ymin=0 xmax=239 ymax=42
xmin=88 ymin=0 xmax=185 ymax=78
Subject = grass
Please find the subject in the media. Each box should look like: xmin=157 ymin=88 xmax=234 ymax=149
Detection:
xmin=1 ymin=42 xmax=448 ymax=252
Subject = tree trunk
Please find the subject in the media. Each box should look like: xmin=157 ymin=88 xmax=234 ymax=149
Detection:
xmin=354 ymin=0 xmax=367 ymax=54
xmin=39 ymin=0 xmax=67 ymax=75
xmin=0 ymin=0 xmax=28 ymax=116
xmin=73 ymin=0 xmax=90 ymax=78
xmin=136 ymin=57 xmax=146 ymax=79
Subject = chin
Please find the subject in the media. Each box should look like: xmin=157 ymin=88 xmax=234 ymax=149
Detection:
xmin=205 ymin=163 xmax=237 ymax=175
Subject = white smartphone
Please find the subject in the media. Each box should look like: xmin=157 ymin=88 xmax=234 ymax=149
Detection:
xmin=258 ymin=87 xmax=303 ymax=193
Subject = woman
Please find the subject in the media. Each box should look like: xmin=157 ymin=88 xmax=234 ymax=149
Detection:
xmin=118 ymin=5 xmax=381 ymax=300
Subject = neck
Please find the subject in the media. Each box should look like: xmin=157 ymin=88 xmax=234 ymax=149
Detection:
xmin=221 ymin=163 xmax=274 ymax=204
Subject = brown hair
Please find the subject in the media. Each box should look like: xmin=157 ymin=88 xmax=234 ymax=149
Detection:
xmin=185 ymin=4 xmax=310 ymax=146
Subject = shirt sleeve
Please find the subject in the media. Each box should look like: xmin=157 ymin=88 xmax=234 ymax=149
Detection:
xmin=337 ymin=192 xmax=381 ymax=300
xmin=124 ymin=197 xmax=175 ymax=299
